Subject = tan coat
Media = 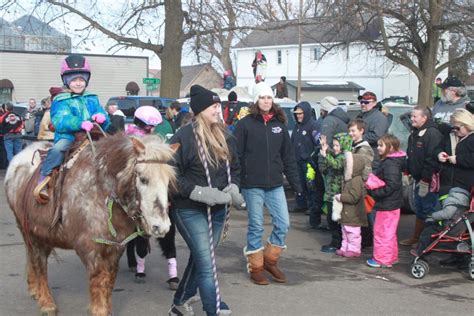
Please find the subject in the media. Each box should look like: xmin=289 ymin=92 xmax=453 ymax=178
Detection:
xmin=37 ymin=109 xmax=54 ymax=140
xmin=340 ymin=153 xmax=368 ymax=227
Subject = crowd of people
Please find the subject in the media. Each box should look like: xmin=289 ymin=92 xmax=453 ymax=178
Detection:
xmin=2 ymin=53 xmax=474 ymax=316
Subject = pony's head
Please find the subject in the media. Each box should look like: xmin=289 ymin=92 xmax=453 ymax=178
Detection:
xmin=97 ymin=134 xmax=177 ymax=238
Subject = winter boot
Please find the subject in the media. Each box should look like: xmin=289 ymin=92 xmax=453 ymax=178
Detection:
xmin=263 ymin=242 xmax=287 ymax=283
xmin=33 ymin=175 xmax=51 ymax=204
xmin=400 ymin=218 xmax=424 ymax=246
xmin=243 ymin=247 xmax=269 ymax=285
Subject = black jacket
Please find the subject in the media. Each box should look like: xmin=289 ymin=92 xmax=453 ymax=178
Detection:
xmin=234 ymin=113 xmax=302 ymax=192
xmin=358 ymin=108 xmax=389 ymax=170
xmin=169 ymin=123 xmax=241 ymax=211
xmin=368 ymin=152 xmax=406 ymax=211
xmin=434 ymin=132 xmax=474 ymax=194
xmin=321 ymin=107 xmax=350 ymax=146
xmin=407 ymin=120 xmax=442 ymax=182
xmin=291 ymin=102 xmax=321 ymax=162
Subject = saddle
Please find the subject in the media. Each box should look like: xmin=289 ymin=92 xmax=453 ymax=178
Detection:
xmin=33 ymin=126 xmax=105 ymax=205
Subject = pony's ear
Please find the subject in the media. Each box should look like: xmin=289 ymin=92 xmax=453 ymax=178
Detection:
xmin=131 ymin=137 xmax=145 ymax=155
xmin=169 ymin=143 xmax=180 ymax=154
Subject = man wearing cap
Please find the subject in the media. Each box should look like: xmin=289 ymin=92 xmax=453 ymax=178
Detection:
xmin=433 ymin=76 xmax=471 ymax=135
xmin=290 ymin=102 xmax=322 ymax=217
xmin=358 ymin=91 xmax=388 ymax=170
xmin=235 ymin=82 xmax=302 ymax=285
xmin=320 ymin=96 xmax=350 ymax=146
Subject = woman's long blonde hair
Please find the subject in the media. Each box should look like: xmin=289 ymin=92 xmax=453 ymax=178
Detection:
xmin=194 ymin=113 xmax=231 ymax=168
xmin=451 ymin=108 xmax=474 ymax=131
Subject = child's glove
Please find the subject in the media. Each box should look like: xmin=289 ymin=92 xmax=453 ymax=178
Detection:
xmin=81 ymin=121 xmax=94 ymax=132
xmin=92 ymin=113 xmax=106 ymax=124
xmin=417 ymin=180 xmax=429 ymax=198
xmin=223 ymin=183 xmax=245 ymax=207
xmin=189 ymin=186 xmax=231 ymax=206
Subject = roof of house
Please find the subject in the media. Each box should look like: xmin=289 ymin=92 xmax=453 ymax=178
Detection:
xmin=154 ymin=63 xmax=220 ymax=90
xmin=234 ymin=17 xmax=379 ymax=49
xmin=12 ymin=15 xmax=67 ymax=37
xmin=279 ymin=80 xmax=365 ymax=91
xmin=0 ymin=18 xmax=21 ymax=36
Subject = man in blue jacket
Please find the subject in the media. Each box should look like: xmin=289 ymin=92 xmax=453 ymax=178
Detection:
xmin=290 ymin=102 xmax=322 ymax=222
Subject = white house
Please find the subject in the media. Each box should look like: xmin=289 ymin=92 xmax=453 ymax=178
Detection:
xmin=233 ymin=20 xmax=446 ymax=103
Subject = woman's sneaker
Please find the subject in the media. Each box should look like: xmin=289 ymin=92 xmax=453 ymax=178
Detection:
xmin=366 ymin=258 xmax=392 ymax=268
xmin=220 ymin=301 xmax=232 ymax=315
xmin=168 ymin=295 xmax=200 ymax=316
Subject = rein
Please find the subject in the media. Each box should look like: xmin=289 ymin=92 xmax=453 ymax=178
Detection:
xmin=93 ymin=149 xmax=170 ymax=246
xmin=193 ymin=122 xmax=231 ymax=315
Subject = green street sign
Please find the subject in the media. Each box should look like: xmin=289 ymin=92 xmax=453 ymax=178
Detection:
xmin=143 ymin=78 xmax=160 ymax=84
xmin=146 ymin=83 xmax=159 ymax=90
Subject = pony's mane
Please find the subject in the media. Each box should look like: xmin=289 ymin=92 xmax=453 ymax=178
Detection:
xmin=84 ymin=132 xmax=176 ymax=197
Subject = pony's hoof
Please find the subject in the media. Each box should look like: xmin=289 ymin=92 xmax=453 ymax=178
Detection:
xmin=40 ymin=305 xmax=57 ymax=316
xmin=134 ymin=272 xmax=146 ymax=283
xmin=167 ymin=277 xmax=179 ymax=290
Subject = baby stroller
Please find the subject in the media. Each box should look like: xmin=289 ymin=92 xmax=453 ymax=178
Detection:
xmin=410 ymin=189 xmax=474 ymax=280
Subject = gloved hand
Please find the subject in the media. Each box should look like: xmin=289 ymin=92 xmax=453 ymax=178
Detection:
xmin=417 ymin=180 xmax=430 ymax=198
xmin=189 ymin=186 xmax=231 ymax=206
xmin=81 ymin=121 xmax=94 ymax=132
xmin=92 ymin=113 xmax=106 ymax=124
xmin=306 ymin=163 xmax=315 ymax=182
xmin=425 ymin=216 xmax=434 ymax=224
xmin=223 ymin=183 xmax=245 ymax=207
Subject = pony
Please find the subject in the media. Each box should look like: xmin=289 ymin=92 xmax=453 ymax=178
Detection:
xmin=4 ymin=133 xmax=177 ymax=316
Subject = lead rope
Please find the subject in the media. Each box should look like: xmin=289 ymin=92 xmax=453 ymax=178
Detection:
xmin=193 ymin=123 xmax=231 ymax=315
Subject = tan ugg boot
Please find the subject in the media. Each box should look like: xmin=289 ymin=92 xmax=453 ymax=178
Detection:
xmin=263 ymin=242 xmax=286 ymax=283
xmin=243 ymin=247 xmax=269 ymax=285
xmin=400 ymin=218 xmax=424 ymax=246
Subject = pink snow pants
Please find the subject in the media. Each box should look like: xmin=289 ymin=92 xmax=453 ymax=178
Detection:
xmin=373 ymin=209 xmax=400 ymax=265
xmin=341 ymin=225 xmax=361 ymax=254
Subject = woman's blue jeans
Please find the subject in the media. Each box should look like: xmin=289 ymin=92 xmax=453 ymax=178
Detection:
xmin=242 ymin=186 xmax=290 ymax=251
xmin=172 ymin=207 xmax=226 ymax=316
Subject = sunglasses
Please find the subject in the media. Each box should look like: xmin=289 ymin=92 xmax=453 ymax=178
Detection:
xmin=452 ymin=126 xmax=463 ymax=131
xmin=360 ymin=100 xmax=374 ymax=105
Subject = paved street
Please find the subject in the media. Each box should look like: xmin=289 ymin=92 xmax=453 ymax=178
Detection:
xmin=0 ymin=169 xmax=472 ymax=316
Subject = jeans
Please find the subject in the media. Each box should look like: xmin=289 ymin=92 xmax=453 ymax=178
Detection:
xmin=242 ymin=186 xmax=290 ymax=251
xmin=414 ymin=183 xmax=439 ymax=220
xmin=3 ymin=133 xmax=23 ymax=162
xmin=40 ymin=138 xmax=74 ymax=176
xmin=172 ymin=208 xmax=226 ymax=316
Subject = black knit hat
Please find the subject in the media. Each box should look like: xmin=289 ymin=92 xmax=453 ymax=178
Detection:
xmin=190 ymin=85 xmax=220 ymax=115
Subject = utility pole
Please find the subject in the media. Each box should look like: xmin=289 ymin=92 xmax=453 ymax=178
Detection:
xmin=297 ymin=0 xmax=303 ymax=102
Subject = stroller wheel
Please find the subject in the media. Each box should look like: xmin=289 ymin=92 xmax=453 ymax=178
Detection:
xmin=411 ymin=259 xmax=429 ymax=279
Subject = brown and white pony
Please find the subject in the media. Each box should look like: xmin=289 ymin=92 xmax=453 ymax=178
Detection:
xmin=4 ymin=133 xmax=177 ymax=316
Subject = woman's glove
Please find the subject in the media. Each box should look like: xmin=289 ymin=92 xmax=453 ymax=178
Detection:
xmin=189 ymin=186 xmax=232 ymax=206
xmin=81 ymin=121 xmax=94 ymax=132
xmin=92 ymin=113 xmax=106 ymax=124
xmin=223 ymin=183 xmax=245 ymax=207
xmin=417 ymin=180 xmax=430 ymax=198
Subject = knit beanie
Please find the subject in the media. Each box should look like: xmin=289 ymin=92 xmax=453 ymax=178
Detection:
xmin=190 ymin=84 xmax=220 ymax=115
xmin=62 ymin=72 xmax=90 ymax=87
xmin=320 ymin=96 xmax=338 ymax=112
xmin=49 ymin=87 xmax=63 ymax=99
xmin=228 ymin=91 xmax=238 ymax=102
xmin=252 ymin=82 xmax=273 ymax=103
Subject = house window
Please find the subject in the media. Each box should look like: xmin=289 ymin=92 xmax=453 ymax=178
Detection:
xmin=313 ymin=46 xmax=322 ymax=61
xmin=277 ymin=50 xmax=282 ymax=64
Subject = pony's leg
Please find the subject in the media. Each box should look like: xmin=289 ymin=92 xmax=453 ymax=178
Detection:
xmin=29 ymin=243 xmax=57 ymax=315
xmin=88 ymin=259 xmax=119 ymax=316
xmin=26 ymin=245 xmax=40 ymax=300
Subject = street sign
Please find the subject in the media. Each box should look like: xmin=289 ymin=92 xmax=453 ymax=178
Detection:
xmin=143 ymin=78 xmax=160 ymax=84
xmin=146 ymin=84 xmax=159 ymax=90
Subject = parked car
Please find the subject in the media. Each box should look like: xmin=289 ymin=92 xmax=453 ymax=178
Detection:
xmin=381 ymin=96 xmax=409 ymax=105
xmin=106 ymin=96 xmax=175 ymax=123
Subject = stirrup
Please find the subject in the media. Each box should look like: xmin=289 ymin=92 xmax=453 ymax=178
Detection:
xmin=33 ymin=176 xmax=51 ymax=204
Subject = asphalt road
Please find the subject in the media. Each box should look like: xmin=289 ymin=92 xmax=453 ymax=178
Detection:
xmin=0 ymin=169 xmax=472 ymax=316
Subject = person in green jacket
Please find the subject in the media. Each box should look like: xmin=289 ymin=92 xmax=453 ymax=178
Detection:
xmin=432 ymin=77 xmax=442 ymax=104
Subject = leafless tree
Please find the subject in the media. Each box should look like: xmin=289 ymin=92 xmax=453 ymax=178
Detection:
xmin=325 ymin=0 xmax=474 ymax=105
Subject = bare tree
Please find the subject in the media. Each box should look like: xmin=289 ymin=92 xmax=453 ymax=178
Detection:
xmin=326 ymin=0 xmax=474 ymax=105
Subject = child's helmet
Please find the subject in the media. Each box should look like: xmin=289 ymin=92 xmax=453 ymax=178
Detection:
xmin=60 ymin=54 xmax=91 ymax=87
xmin=134 ymin=106 xmax=162 ymax=127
